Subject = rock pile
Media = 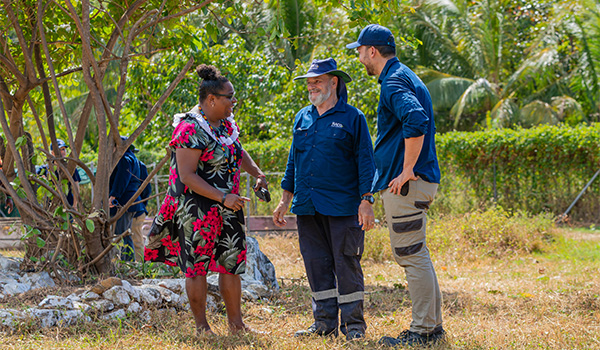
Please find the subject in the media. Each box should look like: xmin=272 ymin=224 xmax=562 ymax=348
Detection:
xmin=0 ymin=236 xmax=278 ymax=329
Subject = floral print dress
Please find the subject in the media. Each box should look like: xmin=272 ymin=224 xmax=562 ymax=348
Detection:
xmin=144 ymin=113 xmax=246 ymax=277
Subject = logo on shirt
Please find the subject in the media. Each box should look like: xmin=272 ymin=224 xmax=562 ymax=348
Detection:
xmin=331 ymin=122 xmax=344 ymax=128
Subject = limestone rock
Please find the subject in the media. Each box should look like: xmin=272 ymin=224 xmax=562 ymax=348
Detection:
xmin=154 ymin=285 xmax=180 ymax=306
xmin=101 ymin=309 xmax=126 ymax=320
xmin=79 ymin=291 xmax=101 ymax=301
xmin=102 ymin=286 xmax=131 ymax=306
xmin=3 ymin=281 xmax=31 ymax=295
xmin=0 ymin=309 xmax=25 ymax=329
xmin=157 ymin=279 xmax=185 ymax=294
xmin=244 ymin=236 xmax=279 ymax=293
xmin=0 ymin=255 xmax=20 ymax=272
xmin=60 ymin=309 xmax=91 ymax=325
xmin=25 ymin=309 xmax=61 ymax=328
xmin=20 ymin=271 xmax=56 ymax=289
xmin=135 ymin=285 xmax=162 ymax=306
xmin=72 ymin=301 xmax=92 ymax=313
xmin=127 ymin=302 xmax=142 ymax=314
xmin=120 ymin=280 xmax=140 ymax=302
xmin=38 ymin=295 xmax=74 ymax=310
xmin=89 ymin=299 xmax=115 ymax=313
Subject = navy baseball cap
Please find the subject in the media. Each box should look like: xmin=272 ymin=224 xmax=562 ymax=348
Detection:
xmin=293 ymin=58 xmax=352 ymax=83
xmin=121 ymin=135 xmax=139 ymax=153
xmin=346 ymin=24 xmax=396 ymax=49
xmin=50 ymin=139 xmax=68 ymax=151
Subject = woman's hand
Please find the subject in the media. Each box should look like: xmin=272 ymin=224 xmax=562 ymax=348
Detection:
xmin=223 ymin=193 xmax=250 ymax=211
xmin=254 ymin=175 xmax=268 ymax=191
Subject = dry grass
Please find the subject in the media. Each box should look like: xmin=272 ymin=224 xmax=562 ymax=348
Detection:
xmin=1 ymin=213 xmax=600 ymax=349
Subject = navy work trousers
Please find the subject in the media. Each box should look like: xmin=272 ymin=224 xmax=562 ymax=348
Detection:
xmin=297 ymin=212 xmax=366 ymax=335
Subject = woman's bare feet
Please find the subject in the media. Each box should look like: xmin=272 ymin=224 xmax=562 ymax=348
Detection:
xmin=229 ymin=323 xmax=267 ymax=335
xmin=196 ymin=326 xmax=215 ymax=336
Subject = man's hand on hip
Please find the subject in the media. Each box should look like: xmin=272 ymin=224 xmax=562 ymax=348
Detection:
xmin=388 ymin=169 xmax=419 ymax=195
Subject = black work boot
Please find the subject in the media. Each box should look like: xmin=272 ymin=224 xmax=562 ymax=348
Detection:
xmin=379 ymin=328 xmax=446 ymax=347
xmin=294 ymin=323 xmax=338 ymax=338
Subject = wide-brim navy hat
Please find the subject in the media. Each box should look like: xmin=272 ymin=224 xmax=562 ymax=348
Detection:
xmin=346 ymin=24 xmax=396 ymax=49
xmin=293 ymin=58 xmax=352 ymax=83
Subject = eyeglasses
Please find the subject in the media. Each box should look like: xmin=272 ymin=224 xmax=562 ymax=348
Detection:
xmin=213 ymin=93 xmax=236 ymax=100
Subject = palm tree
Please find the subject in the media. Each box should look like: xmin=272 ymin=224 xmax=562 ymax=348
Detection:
xmin=409 ymin=0 xmax=583 ymax=130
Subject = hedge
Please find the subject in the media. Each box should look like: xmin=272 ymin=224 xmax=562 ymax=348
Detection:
xmin=245 ymin=124 xmax=600 ymax=222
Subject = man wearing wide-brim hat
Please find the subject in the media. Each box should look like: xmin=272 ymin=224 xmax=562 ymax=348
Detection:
xmin=273 ymin=58 xmax=376 ymax=341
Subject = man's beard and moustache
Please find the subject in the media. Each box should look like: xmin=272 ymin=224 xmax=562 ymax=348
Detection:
xmin=308 ymin=84 xmax=333 ymax=107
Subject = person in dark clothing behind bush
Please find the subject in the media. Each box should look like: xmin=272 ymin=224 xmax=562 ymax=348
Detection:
xmin=37 ymin=138 xmax=81 ymax=209
xmin=348 ymin=24 xmax=445 ymax=347
xmin=109 ymin=136 xmax=144 ymax=262
xmin=273 ymin=58 xmax=376 ymax=341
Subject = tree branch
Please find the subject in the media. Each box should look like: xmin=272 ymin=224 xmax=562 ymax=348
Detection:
xmin=37 ymin=0 xmax=77 ymax=161
xmin=117 ymin=56 xmax=194 ymax=167
xmin=2 ymin=0 xmax=37 ymax=82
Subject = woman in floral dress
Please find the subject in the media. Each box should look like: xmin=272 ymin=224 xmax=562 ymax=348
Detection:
xmin=144 ymin=64 xmax=268 ymax=335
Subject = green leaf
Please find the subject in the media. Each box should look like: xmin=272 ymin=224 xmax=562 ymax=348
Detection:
xmin=85 ymin=219 xmax=95 ymax=232
xmin=15 ymin=136 xmax=27 ymax=148
xmin=36 ymin=237 xmax=46 ymax=248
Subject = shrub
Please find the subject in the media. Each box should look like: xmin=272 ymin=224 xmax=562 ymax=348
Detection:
xmin=428 ymin=207 xmax=557 ymax=262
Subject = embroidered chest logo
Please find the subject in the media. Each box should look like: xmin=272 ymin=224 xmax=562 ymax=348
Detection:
xmin=331 ymin=122 xmax=344 ymax=128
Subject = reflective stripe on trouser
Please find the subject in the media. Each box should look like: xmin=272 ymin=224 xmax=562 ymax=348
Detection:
xmin=297 ymin=213 xmax=366 ymax=335
xmin=381 ymin=179 xmax=443 ymax=335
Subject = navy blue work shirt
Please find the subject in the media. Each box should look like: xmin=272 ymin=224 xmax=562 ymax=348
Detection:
xmin=281 ymin=97 xmax=375 ymax=216
xmin=109 ymin=149 xmax=144 ymax=215
xmin=371 ymin=57 xmax=441 ymax=194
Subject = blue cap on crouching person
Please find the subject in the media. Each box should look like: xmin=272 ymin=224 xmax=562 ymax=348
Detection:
xmin=293 ymin=58 xmax=352 ymax=83
xmin=121 ymin=135 xmax=139 ymax=153
xmin=50 ymin=139 xmax=68 ymax=151
xmin=346 ymin=24 xmax=396 ymax=49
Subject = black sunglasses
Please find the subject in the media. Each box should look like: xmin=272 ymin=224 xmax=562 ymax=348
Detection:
xmin=213 ymin=93 xmax=235 ymax=100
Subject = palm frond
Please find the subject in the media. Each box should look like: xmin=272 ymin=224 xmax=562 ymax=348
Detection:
xmin=450 ymin=78 xmax=499 ymax=128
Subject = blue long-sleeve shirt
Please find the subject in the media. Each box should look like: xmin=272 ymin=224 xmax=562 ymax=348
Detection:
xmin=371 ymin=57 xmax=441 ymax=193
xmin=109 ymin=149 xmax=144 ymax=215
xmin=281 ymin=97 xmax=375 ymax=216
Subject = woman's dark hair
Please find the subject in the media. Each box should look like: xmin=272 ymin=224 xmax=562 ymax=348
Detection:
xmin=196 ymin=64 xmax=230 ymax=103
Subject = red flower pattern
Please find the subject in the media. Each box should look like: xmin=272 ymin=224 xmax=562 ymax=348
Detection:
xmin=232 ymin=172 xmax=240 ymax=195
xmin=144 ymin=248 xmax=159 ymax=261
xmin=158 ymin=195 xmax=178 ymax=221
xmin=236 ymin=249 xmax=247 ymax=264
xmin=161 ymin=236 xmax=181 ymax=256
xmin=200 ymin=150 xmax=214 ymax=162
xmin=185 ymin=261 xmax=207 ymax=277
xmin=168 ymin=167 xmax=178 ymax=186
xmin=169 ymin=122 xmax=196 ymax=147
xmin=209 ymin=259 xmax=231 ymax=274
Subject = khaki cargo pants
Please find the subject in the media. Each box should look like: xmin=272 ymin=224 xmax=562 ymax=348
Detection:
xmin=381 ymin=178 xmax=442 ymax=334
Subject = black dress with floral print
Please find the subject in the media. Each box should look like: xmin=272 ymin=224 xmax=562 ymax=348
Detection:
xmin=144 ymin=114 xmax=246 ymax=277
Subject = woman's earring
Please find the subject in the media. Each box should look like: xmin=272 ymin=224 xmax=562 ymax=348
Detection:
xmin=211 ymin=102 xmax=215 ymax=107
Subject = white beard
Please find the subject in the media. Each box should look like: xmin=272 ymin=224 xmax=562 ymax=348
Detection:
xmin=308 ymin=86 xmax=332 ymax=107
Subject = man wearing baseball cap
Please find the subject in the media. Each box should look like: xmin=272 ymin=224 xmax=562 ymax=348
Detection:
xmin=348 ymin=24 xmax=445 ymax=346
xmin=37 ymin=138 xmax=81 ymax=209
xmin=273 ymin=58 xmax=375 ymax=341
